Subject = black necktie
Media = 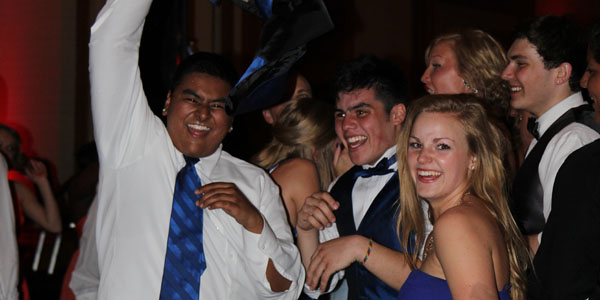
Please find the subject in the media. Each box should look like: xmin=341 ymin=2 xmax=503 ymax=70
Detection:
xmin=354 ymin=155 xmax=397 ymax=179
xmin=527 ymin=118 xmax=540 ymax=140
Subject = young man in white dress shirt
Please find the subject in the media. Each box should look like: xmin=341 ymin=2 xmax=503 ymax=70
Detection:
xmin=87 ymin=0 xmax=303 ymax=299
xmin=0 ymin=154 xmax=18 ymax=300
xmin=502 ymin=15 xmax=600 ymax=254
xmin=296 ymin=55 xmax=411 ymax=300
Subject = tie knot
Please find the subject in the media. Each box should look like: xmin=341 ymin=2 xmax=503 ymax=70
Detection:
xmin=527 ymin=118 xmax=540 ymax=140
xmin=184 ymin=156 xmax=199 ymax=166
xmin=355 ymin=154 xmax=397 ymax=179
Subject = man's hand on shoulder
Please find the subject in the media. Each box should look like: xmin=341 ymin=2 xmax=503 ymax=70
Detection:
xmin=196 ymin=182 xmax=263 ymax=234
xmin=297 ymin=192 xmax=339 ymax=231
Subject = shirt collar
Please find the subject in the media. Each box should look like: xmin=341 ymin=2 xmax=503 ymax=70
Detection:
xmin=362 ymin=145 xmax=398 ymax=170
xmin=536 ymin=92 xmax=586 ymax=137
xmin=180 ymin=144 xmax=223 ymax=178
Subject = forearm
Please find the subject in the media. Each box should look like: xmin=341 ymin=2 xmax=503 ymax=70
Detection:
xmin=35 ymin=179 xmax=62 ymax=232
xmin=242 ymin=216 xmax=303 ymax=299
xmin=90 ymin=0 xmax=155 ymax=165
xmin=266 ymin=259 xmax=292 ymax=292
xmin=296 ymin=227 xmax=319 ymax=269
xmin=358 ymin=236 xmax=411 ymax=290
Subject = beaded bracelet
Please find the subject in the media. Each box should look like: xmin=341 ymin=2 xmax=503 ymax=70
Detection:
xmin=362 ymin=239 xmax=373 ymax=264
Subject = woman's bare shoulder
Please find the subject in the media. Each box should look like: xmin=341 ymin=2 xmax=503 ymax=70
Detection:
xmin=434 ymin=198 xmax=498 ymax=244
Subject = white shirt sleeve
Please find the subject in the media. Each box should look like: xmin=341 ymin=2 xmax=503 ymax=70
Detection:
xmin=69 ymin=197 xmax=100 ymax=300
xmin=238 ymin=174 xmax=305 ymax=300
xmin=0 ymin=155 xmax=19 ymax=300
xmin=90 ymin=0 xmax=159 ymax=169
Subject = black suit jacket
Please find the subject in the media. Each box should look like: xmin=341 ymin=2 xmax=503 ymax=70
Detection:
xmin=527 ymin=139 xmax=600 ymax=300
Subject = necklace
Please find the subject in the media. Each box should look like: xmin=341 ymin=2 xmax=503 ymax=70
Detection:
xmin=423 ymin=191 xmax=471 ymax=260
xmin=422 ymin=235 xmax=434 ymax=260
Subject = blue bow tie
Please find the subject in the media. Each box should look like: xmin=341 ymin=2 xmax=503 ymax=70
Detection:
xmin=354 ymin=154 xmax=397 ymax=179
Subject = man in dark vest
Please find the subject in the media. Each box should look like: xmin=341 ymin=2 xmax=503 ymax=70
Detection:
xmin=526 ymin=19 xmax=600 ymax=300
xmin=502 ymin=16 xmax=600 ymax=253
xmin=296 ymin=55 xmax=411 ymax=300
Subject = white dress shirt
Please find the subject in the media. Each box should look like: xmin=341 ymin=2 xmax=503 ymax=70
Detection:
xmin=0 ymin=155 xmax=18 ymax=300
xmin=352 ymin=146 xmax=398 ymax=228
xmin=526 ymin=92 xmax=600 ymax=241
xmin=89 ymin=0 xmax=304 ymax=299
xmin=69 ymin=197 xmax=99 ymax=300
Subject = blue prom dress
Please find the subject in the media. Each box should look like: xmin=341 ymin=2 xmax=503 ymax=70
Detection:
xmin=397 ymin=270 xmax=511 ymax=300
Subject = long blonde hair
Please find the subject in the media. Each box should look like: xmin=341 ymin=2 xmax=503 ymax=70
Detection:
xmin=396 ymin=94 xmax=530 ymax=300
xmin=254 ymin=98 xmax=336 ymax=190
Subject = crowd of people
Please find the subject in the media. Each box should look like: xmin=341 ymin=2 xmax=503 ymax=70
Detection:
xmin=2 ymin=0 xmax=600 ymax=299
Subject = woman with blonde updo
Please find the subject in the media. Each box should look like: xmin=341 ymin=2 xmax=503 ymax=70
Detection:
xmin=421 ymin=29 xmax=526 ymax=175
xmin=396 ymin=94 xmax=530 ymax=300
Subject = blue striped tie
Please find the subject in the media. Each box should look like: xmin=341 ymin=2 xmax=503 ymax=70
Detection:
xmin=160 ymin=156 xmax=206 ymax=299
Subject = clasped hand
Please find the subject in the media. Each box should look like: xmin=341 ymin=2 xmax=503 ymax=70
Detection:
xmin=297 ymin=191 xmax=339 ymax=231
xmin=195 ymin=182 xmax=263 ymax=234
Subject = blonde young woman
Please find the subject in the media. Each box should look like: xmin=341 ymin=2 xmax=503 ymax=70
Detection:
xmin=254 ymin=97 xmax=337 ymax=267
xmin=420 ymin=29 xmax=526 ymax=175
xmin=396 ymin=95 xmax=529 ymax=300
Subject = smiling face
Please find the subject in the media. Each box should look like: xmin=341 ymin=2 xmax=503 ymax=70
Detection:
xmin=581 ymin=49 xmax=600 ymax=123
xmin=335 ymin=88 xmax=402 ymax=166
xmin=163 ymin=72 xmax=232 ymax=158
xmin=407 ymin=112 xmax=473 ymax=205
xmin=421 ymin=41 xmax=469 ymax=95
xmin=501 ymin=38 xmax=561 ymax=117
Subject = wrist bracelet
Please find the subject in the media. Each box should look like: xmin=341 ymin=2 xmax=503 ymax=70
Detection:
xmin=362 ymin=239 xmax=373 ymax=264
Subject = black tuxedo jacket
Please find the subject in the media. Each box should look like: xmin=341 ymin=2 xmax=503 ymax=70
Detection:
xmin=527 ymin=139 xmax=600 ymax=300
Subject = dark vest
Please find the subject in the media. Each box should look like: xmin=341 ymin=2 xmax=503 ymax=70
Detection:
xmin=330 ymin=166 xmax=405 ymax=300
xmin=510 ymin=104 xmax=599 ymax=235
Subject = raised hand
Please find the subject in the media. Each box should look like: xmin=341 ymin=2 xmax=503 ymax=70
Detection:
xmin=25 ymin=159 xmax=49 ymax=184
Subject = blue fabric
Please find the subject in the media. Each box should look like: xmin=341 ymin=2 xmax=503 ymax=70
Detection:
xmin=159 ymin=156 xmax=205 ymax=300
xmin=255 ymin=0 xmax=273 ymax=19
xmin=329 ymin=154 xmax=406 ymax=300
xmin=237 ymin=56 xmax=266 ymax=86
xmin=398 ymin=270 xmax=511 ymax=300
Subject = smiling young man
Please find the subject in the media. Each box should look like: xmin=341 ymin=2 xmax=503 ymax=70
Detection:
xmin=501 ymin=16 xmax=600 ymax=254
xmin=87 ymin=0 xmax=303 ymax=299
xmin=525 ymin=19 xmax=600 ymax=300
xmin=296 ymin=55 xmax=411 ymax=300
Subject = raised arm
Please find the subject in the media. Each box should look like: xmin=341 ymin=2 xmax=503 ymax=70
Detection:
xmin=18 ymin=160 xmax=62 ymax=233
xmin=89 ymin=0 xmax=159 ymax=167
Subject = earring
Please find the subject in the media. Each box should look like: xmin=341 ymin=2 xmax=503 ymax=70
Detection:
xmin=228 ymin=126 xmax=233 ymax=133
xmin=471 ymin=165 xmax=475 ymax=170
xmin=462 ymin=79 xmax=479 ymax=94
xmin=162 ymin=108 xmax=166 ymax=113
